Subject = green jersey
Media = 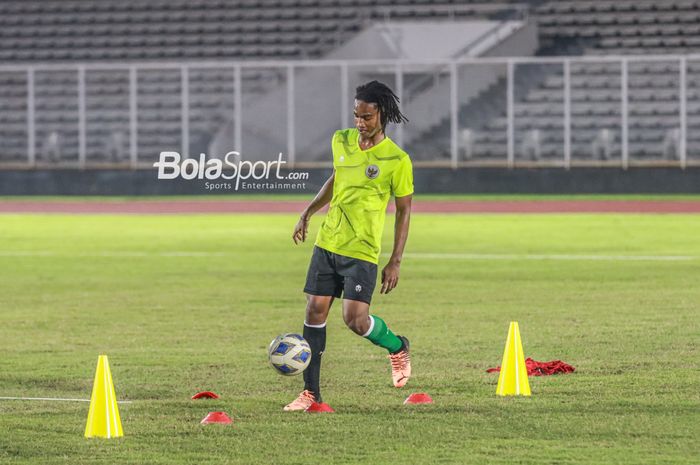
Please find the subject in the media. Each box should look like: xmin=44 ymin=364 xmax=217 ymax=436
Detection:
xmin=315 ymin=128 xmax=414 ymax=264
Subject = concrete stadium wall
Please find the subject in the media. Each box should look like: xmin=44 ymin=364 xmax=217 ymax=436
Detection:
xmin=0 ymin=168 xmax=699 ymax=195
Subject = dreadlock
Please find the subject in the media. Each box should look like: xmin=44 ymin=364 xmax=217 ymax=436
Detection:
xmin=355 ymin=80 xmax=409 ymax=131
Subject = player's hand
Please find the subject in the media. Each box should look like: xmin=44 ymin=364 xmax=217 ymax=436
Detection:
xmin=292 ymin=215 xmax=309 ymax=244
xmin=380 ymin=260 xmax=400 ymax=294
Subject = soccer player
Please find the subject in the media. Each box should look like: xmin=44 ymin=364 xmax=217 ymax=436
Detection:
xmin=286 ymin=80 xmax=413 ymax=411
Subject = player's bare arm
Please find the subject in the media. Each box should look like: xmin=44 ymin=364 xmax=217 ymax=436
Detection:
xmin=292 ymin=172 xmax=335 ymax=244
xmin=381 ymin=194 xmax=411 ymax=294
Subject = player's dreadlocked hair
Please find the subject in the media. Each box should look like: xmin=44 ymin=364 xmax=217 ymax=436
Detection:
xmin=355 ymin=80 xmax=409 ymax=131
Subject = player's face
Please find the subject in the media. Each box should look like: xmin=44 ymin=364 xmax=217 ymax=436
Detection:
xmin=354 ymin=100 xmax=382 ymax=137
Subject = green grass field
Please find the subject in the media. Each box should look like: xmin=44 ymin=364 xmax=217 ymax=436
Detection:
xmin=1 ymin=211 xmax=698 ymax=464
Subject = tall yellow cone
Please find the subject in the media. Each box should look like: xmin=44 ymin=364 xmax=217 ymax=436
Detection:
xmin=496 ymin=322 xmax=531 ymax=396
xmin=84 ymin=355 xmax=124 ymax=438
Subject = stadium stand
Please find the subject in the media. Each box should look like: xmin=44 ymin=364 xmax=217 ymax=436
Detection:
xmin=410 ymin=0 xmax=700 ymax=164
xmin=528 ymin=0 xmax=699 ymax=163
xmin=0 ymin=0 xmax=527 ymax=62
xmin=1 ymin=0 xmax=700 ymax=166
xmin=0 ymin=0 xmax=528 ymax=165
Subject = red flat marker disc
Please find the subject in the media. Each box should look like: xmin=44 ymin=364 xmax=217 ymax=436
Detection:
xmin=201 ymin=411 xmax=233 ymax=424
xmin=404 ymin=393 xmax=433 ymax=405
xmin=192 ymin=391 xmax=219 ymax=400
xmin=305 ymin=402 xmax=335 ymax=413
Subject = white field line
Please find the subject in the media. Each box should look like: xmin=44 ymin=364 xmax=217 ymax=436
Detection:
xmin=0 ymin=396 xmax=132 ymax=404
xmin=1 ymin=251 xmax=696 ymax=261
xmin=0 ymin=251 xmax=230 ymax=257
xmin=0 ymin=251 xmax=57 ymax=256
xmin=389 ymin=253 xmax=697 ymax=261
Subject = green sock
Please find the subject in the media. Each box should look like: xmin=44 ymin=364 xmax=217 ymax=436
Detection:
xmin=364 ymin=315 xmax=402 ymax=353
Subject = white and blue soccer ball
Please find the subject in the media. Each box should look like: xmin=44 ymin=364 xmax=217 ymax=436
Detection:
xmin=268 ymin=333 xmax=311 ymax=376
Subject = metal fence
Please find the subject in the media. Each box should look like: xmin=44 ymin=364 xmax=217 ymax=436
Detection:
xmin=1 ymin=55 xmax=699 ymax=169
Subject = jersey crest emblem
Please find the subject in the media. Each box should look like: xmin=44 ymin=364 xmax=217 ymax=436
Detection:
xmin=365 ymin=164 xmax=379 ymax=179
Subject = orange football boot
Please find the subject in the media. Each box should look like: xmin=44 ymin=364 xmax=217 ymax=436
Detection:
xmin=389 ymin=336 xmax=411 ymax=388
xmin=283 ymin=390 xmax=316 ymax=411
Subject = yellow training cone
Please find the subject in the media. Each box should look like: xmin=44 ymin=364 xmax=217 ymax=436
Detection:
xmin=84 ymin=355 xmax=124 ymax=438
xmin=496 ymin=322 xmax=531 ymax=396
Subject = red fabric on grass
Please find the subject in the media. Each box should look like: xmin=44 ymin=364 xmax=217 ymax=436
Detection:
xmin=486 ymin=358 xmax=575 ymax=376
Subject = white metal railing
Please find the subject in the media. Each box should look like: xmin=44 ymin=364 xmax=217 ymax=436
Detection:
xmin=0 ymin=54 xmax=699 ymax=169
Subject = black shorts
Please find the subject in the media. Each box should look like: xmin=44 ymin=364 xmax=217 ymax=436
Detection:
xmin=303 ymin=246 xmax=378 ymax=304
